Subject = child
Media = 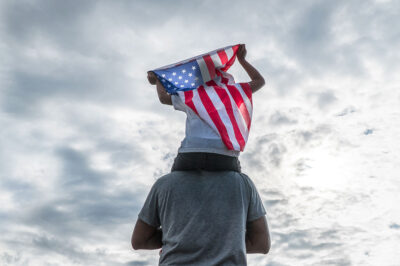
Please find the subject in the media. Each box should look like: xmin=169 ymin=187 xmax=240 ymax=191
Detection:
xmin=147 ymin=44 xmax=265 ymax=172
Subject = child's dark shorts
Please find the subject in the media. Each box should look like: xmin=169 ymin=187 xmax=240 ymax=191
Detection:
xmin=171 ymin=152 xmax=241 ymax=172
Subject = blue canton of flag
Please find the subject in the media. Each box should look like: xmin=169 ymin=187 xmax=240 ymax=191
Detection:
xmin=153 ymin=60 xmax=204 ymax=94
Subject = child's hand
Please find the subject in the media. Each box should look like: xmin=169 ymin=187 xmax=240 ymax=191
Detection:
xmin=147 ymin=71 xmax=157 ymax=85
xmin=237 ymin=44 xmax=247 ymax=63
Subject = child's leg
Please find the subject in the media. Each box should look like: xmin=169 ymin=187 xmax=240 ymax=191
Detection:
xmin=171 ymin=152 xmax=241 ymax=172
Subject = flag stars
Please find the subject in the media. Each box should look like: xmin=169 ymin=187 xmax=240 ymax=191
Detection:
xmin=154 ymin=62 xmax=201 ymax=91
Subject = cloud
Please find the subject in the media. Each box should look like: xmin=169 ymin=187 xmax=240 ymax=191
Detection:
xmin=390 ymin=223 xmax=400 ymax=230
xmin=336 ymin=106 xmax=356 ymax=116
xmin=1 ymin=0 xmax=400 ymax=265
xmin=269 ymin=111 xmax=298 ymax=126
xmin=32 ymin=235 xmax=90 ymax=261
xmin=306 ymin=90 xmax=338 ymax=110
xmin=363 ymin=128 xmax=373 ymax=135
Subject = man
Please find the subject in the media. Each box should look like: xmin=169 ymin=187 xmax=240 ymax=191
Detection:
xmin=132 ymin=170 xmax=270 ymax=265
xmin=132 ymin=45 xmax=271 ymax=265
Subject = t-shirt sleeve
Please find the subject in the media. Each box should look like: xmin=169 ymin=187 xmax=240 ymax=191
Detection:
xmin=242 ymin=173 xmax=266 ymax=222
xmin=171 ymin=94 xmax=186 ymax=112
xmin=138 ymin=182 xmax=161 ymax=228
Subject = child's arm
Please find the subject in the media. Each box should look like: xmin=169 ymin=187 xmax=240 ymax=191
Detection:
xmin=236 ymin=44 xmax=265 ymax=93
xmin=147 ymin=71 xmax=172 ymax=105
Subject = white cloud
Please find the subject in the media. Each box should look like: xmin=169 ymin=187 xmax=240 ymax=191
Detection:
xmin=1 ymin=0 xmax=400 ymax=265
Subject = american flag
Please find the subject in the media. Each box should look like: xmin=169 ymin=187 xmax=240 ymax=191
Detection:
xmin=152 ymin=44 xmax=252 ymax=151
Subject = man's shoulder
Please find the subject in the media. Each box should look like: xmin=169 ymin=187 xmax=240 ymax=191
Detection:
xmin=152 ymin=171 xmax=185 ymax=188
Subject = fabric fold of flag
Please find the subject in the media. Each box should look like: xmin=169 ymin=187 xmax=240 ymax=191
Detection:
xmin=151 ymin=44 xmax=253 ymax=152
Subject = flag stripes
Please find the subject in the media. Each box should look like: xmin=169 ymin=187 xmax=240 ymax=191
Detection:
xmin=197 ymin=86 xmax=235 ymax=150
xmin=153 ymin=44 xmax=253 ymax=151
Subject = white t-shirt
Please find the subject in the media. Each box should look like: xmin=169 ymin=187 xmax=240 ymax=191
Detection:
xmin=171 ymin=94 xmax=240 ymax=157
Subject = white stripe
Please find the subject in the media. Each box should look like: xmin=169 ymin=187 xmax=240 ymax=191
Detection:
xmin=216 ymin=81 xmax=249 ymax=141
xmin=224 ymin=47 xmax=234 ymax=62
xmin=236 ymin=83 xmax=253 ymax=121
xmin=205 ymin=86 xmax=241 ymax=151
xmin=177 ymin=91 xmax=186 ymax=107
xmin=154 ymin=44 xmax=236 ymax=70
xmin=210 ymin=52 xmax=222 ymax=69
xmin=220 ymin=71 xmax=235 ymax=84
xmin=196 ymin=58 xmax=211 ymax=83
xmin=179 ymin=89 xmax=219 ymax=136
xmin=191 ymin=89 xmax=219 ymax=135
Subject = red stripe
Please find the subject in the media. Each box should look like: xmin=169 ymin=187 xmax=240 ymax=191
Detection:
xmin=224 ymin=83 xmax=252 ymax=130
xmin=221 ymin=45 xmax=240 ymax=72
xmin=197 ymin=86 xmax=234 ymax=150
xmin=208 ymin=81 xmax=245 ymax=151
xmin=183 ymin=90 xmax=199 ymax=115
xmin=203 ymin=55 xmax=216 ymax=81
xmin=239 ymin=82 xmax=253 ymax=105
xmin=214 ymin=76 xmax=252 ymax=130
xmin=220 ymin=76 xmax=230 ymax=84
xmin=217 ymin=50 xmax=229 ymax=65
xmin=217 ymin=76 xmax=251 ymax=130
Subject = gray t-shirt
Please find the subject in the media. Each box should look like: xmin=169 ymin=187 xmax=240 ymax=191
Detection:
xmin=138 ymin=170 xmax=266 ymax=265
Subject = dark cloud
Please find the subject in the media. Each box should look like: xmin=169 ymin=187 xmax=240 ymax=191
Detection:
xmin=294 ymin=158 xmax=312 ymax=176
xmin=0 ymin=145 xmax=147 ymax=264
xmin=306 ymin=90 xmax=337 ymax=110
xmin=1 ymin=0 xmax=399 ymax=265
xmin=125 ymin=260 xmax=151 ymax=266
xmin=315 ymin=91 xmax=337 ymax=109
xmin=260 ymin=186 xmax=354 ymax=265
xmin=363 ymin=128 xmax=373 ymax=135
xmin=286 ymin=1 xmax=342 ymax=72
xmin=269 ymin=111 xmax=298 ymax=126
xmin=3 ymin=1 xmax=96 ymax=46
xmin=97 ymin=138 xmax=145 ymax=168
xmin=1 ymin=65 xmax=141 ymax=117
xmin=336 ymin=106 xmax=356 ymax=116
xmin=0 ymin=252 xmax=23 ymax=266
xmin=389 ymin=223 xmax=400 ymax=230
xmin=294 ymin=124 xmax=332 ymax=147
xmin=0 ymin=0 xmax=185 ymax=118
xmin=56 ymin=146 xmax=107 ymax=187
xmin=47 ymin=146 xmax=143 ymax=228
xmin=267 ymin=142 xmax=287 ymax=167
xmin=32 ymin=235 xmax=89 ymax=261
xmin=241 ymin=134 xmax=287 ymax=171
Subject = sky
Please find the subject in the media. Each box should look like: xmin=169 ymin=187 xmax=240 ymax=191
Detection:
xmin=1 ymin=0 xmax=400 ymax=265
